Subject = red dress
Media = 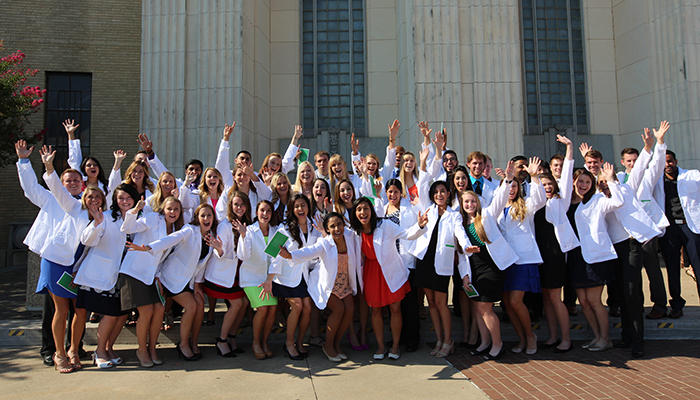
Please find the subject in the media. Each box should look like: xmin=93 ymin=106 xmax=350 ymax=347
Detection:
xmin=361 ymin=233 xmax=410 ymax=307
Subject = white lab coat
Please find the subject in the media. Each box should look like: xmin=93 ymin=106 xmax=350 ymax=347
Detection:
xmin=545 ymin=158 xmax=580 ymax=253
xmin=379 ymin=197 xmax=420 ymax=270
xmin=120 ymin=211 xmax=171 ymax=285
xmin=573 ymin=182 xmax=624 ymax=264
xmin=73 ymin=212 xmax=125 ymax=291
xmin=203 ymin=220 xmax=240 ymax=288
xmin=269 ymin=219 xmax=321 ymax=288
xmin=236 ymin=222 xmax=278 ymax=288
xmin=496 ymin=181 xmax=546 ymax=264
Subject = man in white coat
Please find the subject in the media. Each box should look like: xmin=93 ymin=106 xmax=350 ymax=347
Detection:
xmin=656 ymin=149 xmax=700 ymax=318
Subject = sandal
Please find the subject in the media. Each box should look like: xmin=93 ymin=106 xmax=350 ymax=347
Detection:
xmin=67 ymin=351 xmax=82 ymax=370
xmin=436 ymin=341 xmax=454 ymax=358
xmin=430 ymin=341 xmax=443 ymax=356
xmin=53 ymin=353 xmax=73 ymax=373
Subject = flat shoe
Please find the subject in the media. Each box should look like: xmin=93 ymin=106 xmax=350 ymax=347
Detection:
xmin=373 ymin=350 xmax=386 ymax=360
xmin=553 ymin=344 xmax=573 ymax=353
xmin=540 ymin=339 xmax=561 ymax=349
xmin=337 ymin=353 xmax=348 ymax=360
xmin=470 ymin=344 xmax=492 ymax=356
xmin=588 ymin=341 xmax=613 ymax=352
xmin=388 ymin=351 xmax=400 ymax=360
xmin=483 ymin=346 xmax=506 ymax=361
xmin=511 ymin=346 xmax=524 ymax=354
xmin=581 ymin=339 xmax=598 ymax=349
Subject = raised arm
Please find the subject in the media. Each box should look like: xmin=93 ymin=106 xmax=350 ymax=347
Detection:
xmin=41 ymin=145 xmax=82 ymax=216
xmin=63 ymin=119 xmax=83 ymax=171
xmin=138 ymin=133 xmax=168 ymax=178
xmin=281 ymin=125 xmax=303 ymax=174
xmin=15 ymin=141 xmax=52 ymax=208
xmin=598 ymin=163 xmax=624 ymax=214
xmin=644 ymin=121 xmax=669 ymax=189
xmin=216 ymin=123 xmax=235 ymax=188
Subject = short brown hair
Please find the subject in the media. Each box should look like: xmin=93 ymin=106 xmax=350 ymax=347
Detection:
xmin=549 ymin=154 xmax=564 ymax=163
xmin=585 ymin=149 xmax=603 ymax=161
xmin=621 ymin=147 xmax=639 ymax=157
xmin=467 ymin=151 xmax=487 ymax=164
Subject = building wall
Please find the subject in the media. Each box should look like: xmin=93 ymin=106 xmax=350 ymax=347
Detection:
xmin=0 ymin=0 xmax=142 ymax=267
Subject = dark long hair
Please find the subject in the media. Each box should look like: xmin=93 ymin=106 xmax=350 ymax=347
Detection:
xmin=111 ymin=183 xmax=141 ymax=222
xmin=285 ymin=194 xmax=312 ymax=247
xmin=80 ymin=156 xmax=109 ymax=193
xmin=226 ymin=191 xmax=252 ymax=251
xmin=349 ymin=196 xmax=380 ymax=235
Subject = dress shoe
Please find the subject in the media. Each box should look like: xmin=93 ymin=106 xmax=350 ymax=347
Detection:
xmin=470 ymin=344 xmax=492 ymax=356
xmin=645 ymin=309 xmax=666 ymax=319
xmin=588 ymin=341 xmax=613 ymax=352
xmin=483 ymin=345 xmax=506 ymax=361
xmin=553 ymin=344 xmax=573 ymax=353
xmin=668 ymin=309 xmax=683 ymax=319
xmin=608 ymin=306 xmax=620 ymax=317
xmin=541 ymin=339 xmax=561 ymax=349
xmin=43 ymin=354 xmax=55 ymax=366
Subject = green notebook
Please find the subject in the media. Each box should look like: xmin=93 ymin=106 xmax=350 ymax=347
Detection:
xmin=463 ymin=284 xmax=479 ymax=298
xmin=57 ymin=271 xmax=78 ymax=296
xmin=298 ymin=148 xmax=310 ymax=165
xmin=264 ymin=231 xmax=290 ymax=257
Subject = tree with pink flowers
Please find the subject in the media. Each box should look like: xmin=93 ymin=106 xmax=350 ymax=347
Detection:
xmin=0 ymin=40 xmax=47 ymax=167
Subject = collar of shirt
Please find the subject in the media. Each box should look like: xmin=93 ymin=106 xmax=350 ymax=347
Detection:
xmin=469 ymin=175 xmax=483 ymax=186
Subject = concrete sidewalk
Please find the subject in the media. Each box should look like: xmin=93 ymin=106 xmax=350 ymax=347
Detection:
xmin=0 ymin=345 xmax=485 ymax=400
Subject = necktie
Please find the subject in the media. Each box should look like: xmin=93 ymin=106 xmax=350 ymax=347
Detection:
xmin=473 ymin=180 xmax=482 ymax=195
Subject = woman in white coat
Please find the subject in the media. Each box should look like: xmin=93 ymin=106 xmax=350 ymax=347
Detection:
xmin=236 ymin=200 xmax=279 ymax=360
xmin=535 ymin=135 xmax=579 ymax=353
xmin=350 ymin=197 xmax=427 ymax=360
xmin=278 ymin=212 xmax=361 ymax=362
xmin=127 ymin=203 xmax=221 ymax=361
xmin=460 ymin=161 xmax=518 ymax=360
xmin=497 ymin=157 xmax=546 ymax=355
xmin=74 ymin=184 xmax=140 ymax=368
xmin=269 ymin=194 xmax=321 ymax=359
xmin=567 ymin=163 xmax=623 ymax=351
xmin=413 ymin=132 xmax=472 ymax=358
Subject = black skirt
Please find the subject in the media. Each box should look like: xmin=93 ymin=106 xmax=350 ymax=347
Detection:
xmin=535 ymin=208 xmax=567 ymax=289
xmin=566 ymin=247 xmax=612 ymax=289
xmin=118 ymin=273 xmax=161 ymax=310
xmin=415 ymin=215 xmax=450 ymax=293
xmin=272 ymin=280 xmax=309 ymax=298
xmin=469 ymin=247 xmax=506 ymax=302
xmin=77 ymin=287 xmax=127 ymax=317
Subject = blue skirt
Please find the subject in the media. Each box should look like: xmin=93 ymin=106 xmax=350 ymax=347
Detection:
xmin=503 ymin=263 xmax=541 ymax=293
xmin=36 ymin=258 xmax=77 ymax=299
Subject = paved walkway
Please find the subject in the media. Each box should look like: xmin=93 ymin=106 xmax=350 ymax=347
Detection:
xmin=448 ymin=339 xmax=700 ymax=400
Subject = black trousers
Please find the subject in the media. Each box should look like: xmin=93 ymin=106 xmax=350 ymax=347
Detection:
xmin=613 ymin=239 xmax=644 ymax=352
xmin=659 ymin=223 xmax=700 ymax=310
xmin=640 ymin=237 xmax=667 ymax=312
xmin=40 ymin=294 xmax=84 ymax=357
xmin=400 ymin=269 xmax=420 ymax=347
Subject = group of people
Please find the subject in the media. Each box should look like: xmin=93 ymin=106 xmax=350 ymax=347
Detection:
xmin=18 ymin=116 xmax=699 ymax=374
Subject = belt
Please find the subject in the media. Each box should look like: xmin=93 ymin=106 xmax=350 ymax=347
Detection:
xmin=675 ymin=219 xmax=686 ymax=225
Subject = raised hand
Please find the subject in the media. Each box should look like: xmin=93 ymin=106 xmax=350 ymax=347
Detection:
xmin=62 ymin=119 xmax=79 ymax=140
xmin=170 ymin=187 xmax=180 ymax=198
xmin=418 ymin=121 xmax=432 ymax=146
xmin=137 ymin=133 xmax=153 ymax=154
xmin=222 ymin=122 xmax=236 ymax=141
xmin=432 ymin=130 xmax=445 ymax=158
xmin=322 ymin=197 xmax=332 ymax=214
xmin=260 ymin=165 xmax=273 ymax=186
xmin=653 ymin=120 xmax=669 ymax=144
xmin=351 ymin=132 xmax=359 ymax=155
xmin=88 ymin=206 xmax=104 ymax=225
xmin=417 ymin=211 xmax=428 ymax=228
xmin=373 ymin=178 xmax=383 ymax=195
xmin=205 ymin=233 xmax=224 ymax=254
xmin=641 ymin=128 xmax=654 ymax=152
xmin=388 ymin=119 xmax=400 ymax=145
xmin=419 ymin=147 xmax=430 ymax=172
xmin=578 ymin=142 xmax=591 ymax=158
xmin=504 ymin=160 xmax=515 ymax=181
xmin=312 ymin=213 xmax=326 ymax=235
xmin=114 ymin=150 xmax=127 ymax=164
xmin=130 ymin=195 xmax=146 ymax=214
xmin=15 ymin=140 xmax=34 ymax=159
xmin=292 ymin=124 xmax=303 ymax=146
xmin=494 ymin=168 xmax=506 ymax=179
xmin=440 ymin=129 xmax=448 ymax=151
xmin=40 ymin=145 xmax=56 ymax=165
xmin=231 ymin=219 xmax=247 ymax=238
xmin=526 ymin=156 xmax=541 ymax=177
xmin=184 ymin=170 xmax=197 ymax=186
xmin=556 ymin=134 xmax=574 ymax=160
xmin=601 ymin=162 xmax=615 ymax=182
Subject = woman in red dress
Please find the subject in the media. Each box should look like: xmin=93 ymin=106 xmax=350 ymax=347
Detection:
xmin=349 ymin=197 xmax=428 ymax=360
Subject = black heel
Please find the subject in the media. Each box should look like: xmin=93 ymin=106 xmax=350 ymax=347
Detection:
xmin=227 ymin=334 xmax=244 ymax=354
xmin=175 ymin=342 xmax=199 ymax=361
xmin=483 ymin=345 xmax=506 ymax=361
xmin=470 ymin=343 xmax=492 ymax=356
xmin=284 ymin=344 xmax=304 ymax=360
xmin=215 ymin=337 xmax=236 ymax=358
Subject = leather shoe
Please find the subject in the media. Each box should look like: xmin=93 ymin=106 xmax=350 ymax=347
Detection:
xmin=608 ymin=306 xmax=620 ymax=317
xmin=668 ymin=309 xmax=683 ymax=319
xmin=614 ymin=341 xmax=631 ymax=348
xmin=43 ymin=354 xmax=55 ymax=366
xmin=645 ymin=309 xmax=666 ymax=319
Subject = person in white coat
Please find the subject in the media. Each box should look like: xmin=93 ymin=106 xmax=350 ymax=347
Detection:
xmin=329 ymin=154 xmax=363 ymax=198
xmin=461 ymin=161 xmax=518 ymax=361
xmin=18 ymin=142 xmax=85 ymax=373
xmin=413 ymin=130 xmax=471 ymax=359
xmin=292 ymin=161 xmax=316 ymax=199
xmin=497 ymin=157 xmax=546 ymax=356
xmin=278 ymin=212 xmax=361 ymax=362
xmin=203 ymin=191 xmax=253 ymax=358
xmin=269 ymin=194 xmax=321 ymax=360
xmin=110 ymin=156 xmax=155 ymax=201
xmin=535 ymin=135 xmax=578 ymax=353
xmin=216 ymin=163 xmax=272 ymax=221
xmin=349 ymin=197 xmax=428 ymax=360
xmin=236 ymin=200 xmax=279 ymax=360
xmin=74 ymin=184 xmax=140 ymax=368
xmin=120 ymin=196 xmax=184 ymax=367
xmin=567 ymin=163 xmax=624 ymax=352
xmin=127 ymin=203 xmax=221 ymax=361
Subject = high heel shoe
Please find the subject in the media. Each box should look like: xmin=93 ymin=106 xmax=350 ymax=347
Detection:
xmin=215 ymin=337 xmax=237 ymax=358
xmin=483 ymin=345 xmax=506 ymax=361
xmin=109 ymin=354 xmax=123 ymax=365
xmin=436 ymin=341 xmax=454 ymax=358
xmin=227 ymin=334 xmax=244 ymax=354
xmin=284 ymin=344 xmax=304 ymax=360
xmin=91 ymin=353 xmax=113 ymax=369
xmin=175 ymin=343 xmax=199 ymax=361
xmin=53 ymin=353 xmax=73 ymax=373
xmin=470 ymin=343 xmax=492 ymax=356
xmin=252 ymin=345 xmax=267 ymax=360
xmin=322 ymin=347 xmax=342 ymax=362
xmin=347 ymin=332 xmax=364 ymax=351
xmin=135 ymin=351 xmax=154 ymax=368
xmin=67 ymin=351 xmax=82 ymax=370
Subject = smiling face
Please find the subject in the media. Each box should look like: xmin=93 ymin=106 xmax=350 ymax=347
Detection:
xmin=355 ymin=201 xmax=372 ymax=227
xmin=230 ymin=196 xmax=247 ymax=218
xmin=575 ymin=174 xmax=593 ymax=198
xmin=331 ymin=159 xmax=346 ymax=178
xmin=186 ymin=163 xmax=202 ymax=181
xmin=313 ymin=180 xmax=328 ymax=202
xmin=256 ymin=202 xmax=273 ymax=226
xmin=665 ymin=154 xmax=678 ymax=175
xmin=453 ymin=170 xmax=469 ymax=193
xmin=205 ymin=170 xmax=220 ymax=191
xmin=339 ymin=182 xmax=354 ymax=205
xmin=621 ymin=153 xmax=638 ymax=173
xmin=395 ymin=147 xmax=406 ymax=168
xmin=163 ymin=200 xmax=182 ymax=224
xmin=62 ymin=171 xmax=83 ymax=196
xmin=550 ymin=159 xmax=563 ymax=178
xmin=386 ymin=184 xmax=402 ymax=206
xmin=432 ymin=183 xmax=449 ymax=207
xmin=131 ymin=165 xmax=145 ymax=185
xmin=84 ymin=189 xmax=104 ymax=210
xmin=234 ymin=168 xmax=250 ymax=188
xmin=514 ymin=160 xmax=528 ymax=181
xmin=160 ymin=174 xmax=176 ymax=194
xmin=300 ymin=164 xmax=314 ymax=184
xmin=366 ymin=156 xmax=379 ymax=176
xmin=402 ymin=154 xmax=416 ymax=174
xmin=442 ymin=153 xmax=458 ymax=173
xmin=276 ymin=175 xmax=289 ymax=196
xmin=293 ymin=197 xmax=309 ymax=222
xmin=235 ymin=152 xmax=251 ymax=167
xmin=84 ymin=159 xmax=99 ymax=178
xmin=115 ymin=190 xmax=135 ymax=214
xmin=585 ymin=156 xmax=602 ymax=176
xmin=326 ymin=216 xmax=345 ymax=240
xmin=198 ymin=206 xmax=214 ymax=234
xmin=461 ymin=192 xmax=479 ymax=217
xmin=508 ymin=180 xmax=520 ymax=200
xmin=541 ymin=177 xmax=555 ymax=199
xmin=467 ymin=157 xmax=485 ymax=178
xmin=267 ymin=155 xmax=281 ymax=174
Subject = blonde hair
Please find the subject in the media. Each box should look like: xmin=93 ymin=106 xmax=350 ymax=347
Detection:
xmin=124 ymin=161 xmax=155 ymax=193
xmin=460 ymin=191 xmax=491 ymax=244
xmin=329 ymin=154 xmax=349 ymax=192
xmin=198 ymin=167 xmax=225 ymax=204
xmin=292 ymin=161 xmax=315 ymax=195
xmin=150 ymin=171 xmax=177 ymax=212
xmin=398 ymin=152 xmax=419 ymax=198
xmin=270 ymin=172 xmax=291 ymax=206
xmin=501 ymin=180 xmax=527 ymax=222
xmin=80 ymin=187 xmax=107 ymax=220
xmin=259 ymin=152 xmax=282 ymax=176
xmin=365 ymin=153 xmax=381 ymax=179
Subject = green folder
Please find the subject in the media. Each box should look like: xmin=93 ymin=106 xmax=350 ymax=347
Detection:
xmin=298 ymin=148 xmax=310 ymax=165
xmin=264 ymin=231 xmax=290 ymax=257
xmin=463 ymin=284 xmax=479 ymax=298
xmin=370 ymin=176 xmax=377 ymax=197
xmin=57 ymin=271 xmax=78 ymax=295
